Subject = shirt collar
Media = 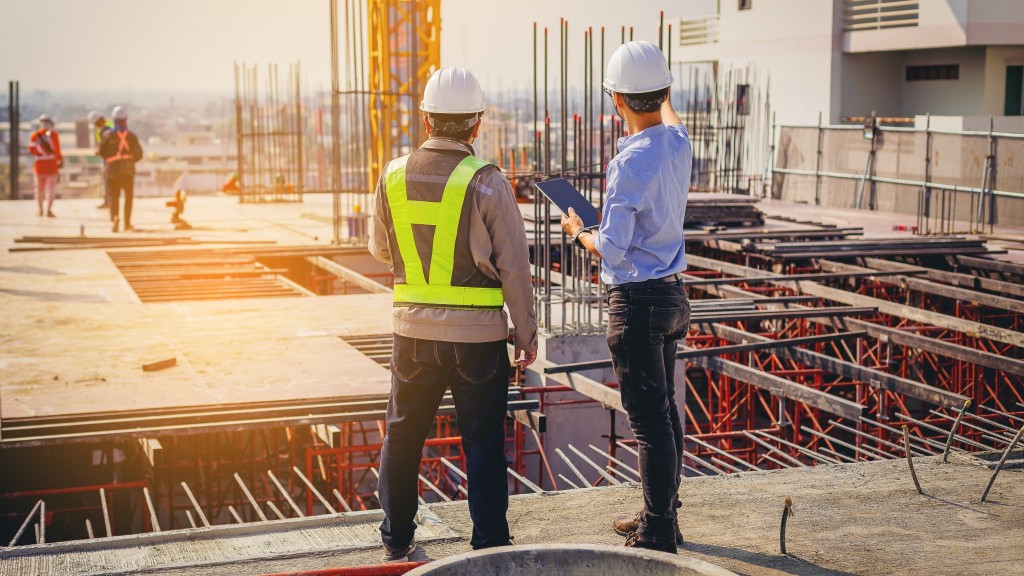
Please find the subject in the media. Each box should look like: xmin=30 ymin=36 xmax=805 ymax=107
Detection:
xmin=617 ymin=122 xmax=667 ymax=153
xmin=421 ymin=136 xmax=476 ymax=156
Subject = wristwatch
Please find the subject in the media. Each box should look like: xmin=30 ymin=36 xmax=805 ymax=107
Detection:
xmin=571 ymin=228 xmax=591 ymax=249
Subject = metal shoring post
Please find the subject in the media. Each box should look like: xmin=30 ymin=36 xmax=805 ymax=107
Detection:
xmin=895 ymin=413 xmax=993 ymax=451
xmin=100 ymin=487 xmax=111 ymax=537
xmin=143 ymin=487 xmax=161 ymax=532
xmin=267 ymin=470 xmax=304 ymax=517
xmin=234 ymin=473 xmax=268 ymax=522
xmin=181 ymin=482 xmax=211 ymax=527
xmin=332 ymin=488 xmax=354 ymax=512
xmin=568 ymin=444 xmax=622 ymax=485
xmin=266 ymin=501 xmax=286 ymax=521
xmin=560 ymin=18 xmax=568 ymax=334
xmin=554 ymin=448 xmax=593 ymax=487
xmin=292 ymin=466 xmax=337 ymax=514
xmin=7 ymin=500 xmax=42 ymax=547
xmin=589 ymin=444 xmax=640 ymax=478
xmin=439 ymin=457 xmax=470 ymax=497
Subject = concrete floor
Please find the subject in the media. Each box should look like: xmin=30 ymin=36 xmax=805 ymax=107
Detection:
xmin=9 ymin=453 xmax=1018 ymax=576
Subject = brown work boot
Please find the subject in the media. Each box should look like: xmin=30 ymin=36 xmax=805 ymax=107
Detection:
xmin=382 ymin=538 xmax=416 ymax=563
xmin=613 ymin=511 xmax=684 ymax=545
xmin=624 ymin=530 xmax=677 ymax=554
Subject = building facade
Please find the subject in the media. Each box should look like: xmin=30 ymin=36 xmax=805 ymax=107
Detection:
xmin=677 ymin=0 xmax=1024 ymax=131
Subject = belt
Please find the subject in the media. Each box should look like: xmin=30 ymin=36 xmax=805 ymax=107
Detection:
xmin=610 ymin=272 xmax=685 ymax=288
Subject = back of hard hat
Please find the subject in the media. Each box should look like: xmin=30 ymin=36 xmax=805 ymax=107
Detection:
xmin=603 ymin=41 xmax=673 ymax=94
xmin=87 ymin=111 xmax=100 ymax=124
xmin=420 ymin=67 xmax=486 ymax=114
xmin=112 ymin=106 xmax=128 ymax=121
xmin=37 ymin=113 xmax=54 ymax=125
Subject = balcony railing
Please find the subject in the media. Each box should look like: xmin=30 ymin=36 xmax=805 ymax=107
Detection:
xmin=845 ymin=0 xmax=920 ymax=31
xmin=679 ymin=14 xmax=720 ymax=46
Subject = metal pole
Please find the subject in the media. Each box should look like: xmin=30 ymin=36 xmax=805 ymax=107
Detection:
xmin=330 ymin=0 xmax=342 ymax=243
xmin=980 ymin=421 xmax=1024 ymax=502
xmin=9 ymin=81 xmax=20 ymax=200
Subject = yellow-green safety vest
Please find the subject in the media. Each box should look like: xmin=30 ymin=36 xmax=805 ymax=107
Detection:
xmin=385 ymin=154 xmax=505 ymax=308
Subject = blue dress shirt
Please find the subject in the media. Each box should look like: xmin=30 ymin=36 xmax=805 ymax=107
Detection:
xmin=593 ymin=123 xmax=692 ymax=286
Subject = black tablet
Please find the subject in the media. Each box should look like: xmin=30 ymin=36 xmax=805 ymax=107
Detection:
xmin=534 ymin=178 xmax=601 ymax=229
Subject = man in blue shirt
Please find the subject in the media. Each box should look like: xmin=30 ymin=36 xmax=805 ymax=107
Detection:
xmin=562 ymin=40 xmax=691 ymax=554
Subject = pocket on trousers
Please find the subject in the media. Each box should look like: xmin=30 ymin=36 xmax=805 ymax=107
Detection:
xmin=453 ymin=342 xmax=502 ymax=385
xmin=391 ymin=337 xmax=423 ymax=380
xmin=650 ymin=306 xmax=684 ymax=341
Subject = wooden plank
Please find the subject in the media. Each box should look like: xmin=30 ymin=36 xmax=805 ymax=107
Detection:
xmin=684 ymin=349 xmax=865 ymax=420
xmin=862 ymin=257 xmax=1024 ymax=299
xmin=702 ymin=324 xmax=969 ymax=409
xmin=819 ymin=260 xmax=1024 ymax=314
xmin=685 ymin=254 xmax=1024 ymax=349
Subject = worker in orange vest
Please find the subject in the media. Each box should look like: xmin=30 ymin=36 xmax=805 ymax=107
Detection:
xmin=28 ymin=114 xmax=63 ymax=217
xmin=221 ymin=172 xmax=241 ymax=194
xmin=99 ymin=106 xmax=144 ymax=232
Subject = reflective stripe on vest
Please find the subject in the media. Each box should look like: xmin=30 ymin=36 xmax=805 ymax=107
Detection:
xmin=106 ymin=131 xmax=133 ymax=164
xmin=385 ymin=154 xmax=504 ymax=308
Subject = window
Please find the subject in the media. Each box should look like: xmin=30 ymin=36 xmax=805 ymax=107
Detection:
xmin=1006 ymin=65 xmax=1023 ymax=116
xmin=739 ymin=0 xmax=752 ymax=10
xmin=905 ymin=64 xmax=959 ymax=82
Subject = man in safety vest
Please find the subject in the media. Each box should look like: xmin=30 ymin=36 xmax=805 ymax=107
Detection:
xmin=88 ymin=110 xmax=114 ymax=209
xmin=369 ymin=67 xmax=537 ymax=561
xmin=99 ymin=106 xmax=143 ymax=232
xmin=28 ymin=114 xmax=63 ymax=218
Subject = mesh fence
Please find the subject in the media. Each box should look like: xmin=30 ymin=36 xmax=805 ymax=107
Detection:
xmin=774 ymin=125 xmax=1024 ymax=227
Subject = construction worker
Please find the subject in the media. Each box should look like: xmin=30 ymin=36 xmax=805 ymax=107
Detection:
xmin=99 ymin=106 xmax=143 ymax=232
xmin=29 ymin=114 xmax=63 ymax=218
xmin=221 ymin=172 xmax=241 ymax=194
xmin=88 ymin=110 xmax=114 ymax=209
xmin=561 ymin=41 xmax=691 ymax=554
xmin=369 ymin=67 xmax=537 ymax=561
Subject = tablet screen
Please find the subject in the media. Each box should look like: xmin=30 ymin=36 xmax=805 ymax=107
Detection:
xmin=535 ymin=179 xmax=601 ymax=229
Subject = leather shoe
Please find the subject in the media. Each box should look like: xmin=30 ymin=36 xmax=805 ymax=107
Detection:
xmin=613 ymin=511 xmax=684 ymax=545
xmin=383 ymin=538 xmax=416 ymax=563
xmin=624 ymin=530 xmax=677 ymax=554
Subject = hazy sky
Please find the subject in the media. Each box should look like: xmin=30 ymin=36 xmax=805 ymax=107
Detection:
xmin=3 ymin=1 xmax=713 ymax=95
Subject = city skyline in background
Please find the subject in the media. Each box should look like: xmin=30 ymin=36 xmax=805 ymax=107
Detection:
xmin=3 ymin=0 xmax=713 ymax=105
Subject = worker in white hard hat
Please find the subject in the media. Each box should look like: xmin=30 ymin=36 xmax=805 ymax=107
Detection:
xmin=369 ymin=66 xmax=537 ymax=561
xmin=99 ymin=106 xmax=143 ymax=232
xmin=562 ymin=40 xmax=692 ymax=554
xmin=28 ymin=114 xmax=63 ymax=217
xmin=88 ymin=110 xmax=114 ymax=209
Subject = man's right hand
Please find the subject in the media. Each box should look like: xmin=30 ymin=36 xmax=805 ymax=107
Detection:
xmin=515 ymin=349 xmax=537 ymax=371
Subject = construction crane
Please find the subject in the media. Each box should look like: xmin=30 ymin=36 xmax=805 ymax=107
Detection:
xmin=366 ymin=0 xmax=441 ymax=190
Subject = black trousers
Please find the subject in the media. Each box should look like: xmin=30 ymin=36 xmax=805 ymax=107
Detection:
xmin=108 ymin=172 xmax=134 ymax=226
xmin=379 ymin=335 xmax=512 ymax=550
xmin=607 ymin=279 xmax=690 ymax=543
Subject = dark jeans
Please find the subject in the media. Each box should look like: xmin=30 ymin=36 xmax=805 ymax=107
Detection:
xmin=607 ymin=279 xmax=690 ymax=543
xmin=108 ymin=172 xmax=134 ymax=226
xmin=379 ymin=335 xmax=511 ymax=550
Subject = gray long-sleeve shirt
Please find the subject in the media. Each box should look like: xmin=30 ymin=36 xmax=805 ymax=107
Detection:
xmin=369 ymin=137 xmax=538 ymax=353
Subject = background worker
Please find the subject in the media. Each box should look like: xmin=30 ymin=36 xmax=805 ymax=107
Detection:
xmin=88 ymin=110 xmax=114 ymax=210
xmin=99 ymin=106 xmax=144 ymax=232
xmin=29 ymin=114 xmax=63 ymax=218
xmin=369 ymin=67 xmax=537 ymax=562
xmin=561 ymin=40 xmax=692 ymax=554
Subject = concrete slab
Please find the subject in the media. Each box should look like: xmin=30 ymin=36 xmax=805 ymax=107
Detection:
xmin=19 ymin=454 xmax=1018 ymax=576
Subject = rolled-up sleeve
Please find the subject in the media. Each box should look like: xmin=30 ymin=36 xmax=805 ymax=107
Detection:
xmin=593 ymin=161 xmax=638 ymax=267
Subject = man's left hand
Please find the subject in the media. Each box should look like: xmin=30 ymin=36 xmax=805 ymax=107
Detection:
xmin=561 ymin=207 xmax=583 ymax=237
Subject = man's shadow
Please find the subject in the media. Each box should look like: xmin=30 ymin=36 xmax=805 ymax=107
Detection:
xmin=685 ymin=541 xmax=862 ymax=576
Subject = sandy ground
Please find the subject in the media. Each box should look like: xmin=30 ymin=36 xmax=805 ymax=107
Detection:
xmin=75 ymin=454 xmax=1023 ymax=576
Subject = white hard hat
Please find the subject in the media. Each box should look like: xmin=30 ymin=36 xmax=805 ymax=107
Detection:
xmin=603 ymin=41 xmax=673 ymax=94
xmin=111 ymin=106 xmax=128 ymax=121
xmin=87 ymin=111 xmax=102 ymax=124
xmin=37 ymin=114 xmax=54 ymax=126
xmin=420 ymin=67 xmax=486 ymax=114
